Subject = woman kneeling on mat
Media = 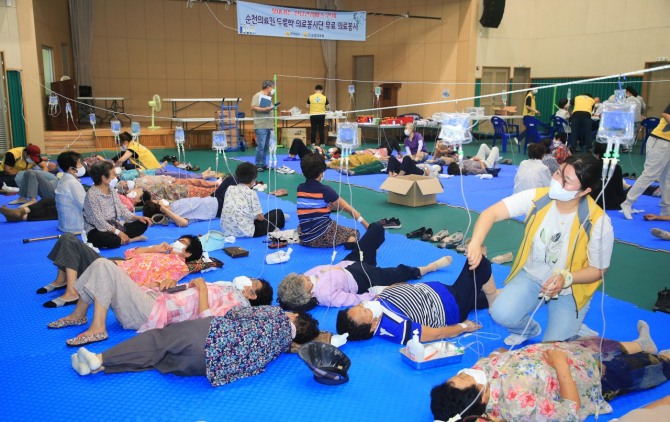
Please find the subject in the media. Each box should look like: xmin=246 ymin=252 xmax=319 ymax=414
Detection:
xmin=430 ymin=321 xmax=670 ymax=421
xmin=70 ymin=306 xmax=319 ymax=386
xmin=467 ymin=155 xmax=613 ymax=346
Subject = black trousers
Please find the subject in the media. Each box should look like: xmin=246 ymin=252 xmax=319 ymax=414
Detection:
xmin=26 ymin=198 xmax=58 ymax=221
xmin=0 ymin=171 xmax=17 ymax=187
xmin=86 ymin=220 xmax=148 ymax=249
xmin=310 ymin=114 xmax=326 ymax=145
xmin=445 ymin=257 xmax=493 ymax=322
xmin=387 ymin=155 xmax=423 ymax=176
xmin=253 ymin=209 xmax=286 ymax=237
xmin=570 ymin=111 xmax=593 ymax=149
xmin=288 ymin=139 xmax=312 ymax=158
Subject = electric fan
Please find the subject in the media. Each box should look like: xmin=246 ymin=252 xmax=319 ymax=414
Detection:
xmin=148 ymin=94 xmax=162 ymax=129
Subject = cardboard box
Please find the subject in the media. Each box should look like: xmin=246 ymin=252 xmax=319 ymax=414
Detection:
xmin=492 ymin=106 xmax=517 ymax=116
xmin=281 ymin=127 xmax=307 ymax=147
xmin=379 ymin=175 xmax=444 ymax=207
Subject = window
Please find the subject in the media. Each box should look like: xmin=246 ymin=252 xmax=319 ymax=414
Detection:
xmin=42 ymin=46 xmax=54 ymax=96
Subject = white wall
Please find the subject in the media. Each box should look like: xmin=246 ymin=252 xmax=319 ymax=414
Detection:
xmin=476 ymin=0 xmax=670 ymax=78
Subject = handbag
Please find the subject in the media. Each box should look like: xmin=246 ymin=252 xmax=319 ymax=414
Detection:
xmin=199 ymin=231 xmax=235 ymax=252
xmin=223 ymin=246 xmax=249 ymax=258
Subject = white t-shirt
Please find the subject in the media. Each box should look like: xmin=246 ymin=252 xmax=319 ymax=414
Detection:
xmin=503 ymin=189 xmax=614 ymax=291
xmin=220 ymin=185 xmax=262 ymax=237
xmin=513 ymin=159 xmax=552 ymax=194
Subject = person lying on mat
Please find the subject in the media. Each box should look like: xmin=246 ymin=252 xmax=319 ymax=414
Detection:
xmin=83 ymin=161 xmax=152 ymax=249
xmin=430 ymin=320 xmax=670 ymax=422
xmin=297 ymin=153 xmax=368 ymax=248
xmin=37 ymin=233 xmax=204 ymax=308
xmin=467 ymin=155 xmax=613 ymax=347
xmin=387 ymin=154 xmax=442 ymax=178
xmin=220 ymin=162 xmax=285 ymax=238
xmin=116 ymin=174 xmax=219 ymax=203
xmin=446 ymin=144 xmax=501 ymax=176
xmin=49 ymin=258 xmax=271 ymax=347
xmin=427 ymin=142 xmax=458 ymax=166
xmin=335 ymin=256 xmax=498 ymax=344
xmin=284 ymin=138 xmax=341 ymax=161
xmin=0 ymin=151 xmax=85 ymax=231
xmin=70 ymin=306 xmax=320 ymax=386
xmin=277 ymin=222 xmax=453 ymax=311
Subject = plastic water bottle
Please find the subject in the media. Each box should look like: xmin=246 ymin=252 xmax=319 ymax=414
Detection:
xmin=406 ymin=329 xmax=425 ymax=361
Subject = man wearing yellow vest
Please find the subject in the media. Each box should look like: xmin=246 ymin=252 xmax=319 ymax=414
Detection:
xmin=1 ymin=144 xmax=48 ymax=188
xmin=570 ymin=94 xmax=596 ymax=152
xmin=306 ymin=84 xmax=329 ymax=146
xmin=466 ymin=155 xmax=613 ymax=346
xmin=621 ymin=102 xmax=670 ymax=219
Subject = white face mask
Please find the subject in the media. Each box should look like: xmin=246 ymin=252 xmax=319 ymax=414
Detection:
xmin=548 ymin=178 xmax=579 ymax=202
xmin=404 ymin=129 xmax=410 ymax=136
xmin=269 ymin=88 xmax=275 ymax=96
xmin=109 ymin=177 xmax=119 ymax=189
xmin=457 ymin=368 xmax=488 ymax=386
xmin=170 ymin=240 xmax=186 ymax=254
xmin=308 ymin=275 xmax=317 ymax=292
xmin=532 ymin=89 xmax=538 ymax=94
xmin=362 ymin=300 xmax=384 ymax=319
xmin=26 ymin=157 xmax=34 ymax=164
xmin=127 ymin=190 xmax=137 ymax=199
xmin=232 ymin=276 xmax=253 ymax=291
xmin=75 ymin=166 xmax=86 ymax=178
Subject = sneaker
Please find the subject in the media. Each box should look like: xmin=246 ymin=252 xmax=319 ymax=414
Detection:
xmin=406 ymin=227 xmax=426 ymax=239
xmin=380 ymin=217 xmax=402 ymax=229
xmin=277 ymin=165 xmax=295 ymax=174
xmin=420 ymin=228 xmax=434 ymax=241
xmin=504 ymin=321 xmax=541 ymax=346
xmin=438 ymin=231 xmax=463 ymax=249
xmin=429 ymin=229 xmax=450 ymax=242
xmin=252 ymin=182 xmax=267 ymax=192
xmin=491 ymin=252 xmax=513 ymax=264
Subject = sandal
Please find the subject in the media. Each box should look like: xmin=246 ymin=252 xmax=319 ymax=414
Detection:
xmin=36 ymin=282 xmax=67 ymax=294
xmin=429 ymin=229 xmax=450 ymax=243
xmin=48 ymin=317 xmax=88 ymax=329
xmin=270 ymin=189 xmax=288 ymax=197
xmin=66 ymin=332 xmax=108 ymax=347
xmin=43 ymin=296 xmax=80 ymax=308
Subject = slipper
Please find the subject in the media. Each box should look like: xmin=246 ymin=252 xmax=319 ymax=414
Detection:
xmin=43 ymin=296 xmax=80 ymax=308
xmin=48 ymin=317 xmax=88 ymax=329
xmin=491 ymin=252 xmax=513 ymax=264
xmin=270 ymin=189 xmax=288 ymax=197
xmin=66 ymin=332 xmax=108 ymax=347
xmin=429 ymin=229 xmax=450 ymax=243
xmin=36 ymin=282 xmax=67 ymax=294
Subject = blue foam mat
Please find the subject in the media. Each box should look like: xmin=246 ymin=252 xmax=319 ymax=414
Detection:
xmin=248 ymin=154 xmax=670 ymax=252
xmin=0 ymin=190 xmax=669 ymax=421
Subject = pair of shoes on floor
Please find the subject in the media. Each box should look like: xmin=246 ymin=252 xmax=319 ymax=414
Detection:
xmin=66 ymin=332 xmax=108 ymax=347
xmin=429 ymin=229 xmax=450 ymax=242
xmin=491 ymin=252 xmax=514 ymax=264
xmin=283 ymin=156 xmax=299 ymax=161
xmin=277 ymin=165 xmax=295 ymax=174
xmin=71 ymin=347 xmax=103 ymax=376
xmin=503 ymin=321 xmax=541 ymax=346
xmin=500 ymin=158 xmax=514 ymax=165
xmin=252 ymin=181 xmax=267 ymax=192
xmin=420 ymin=228 xmax=434 ymax=241
xmin=43 ymin=296 xmax=80 ymax=308
xmin=379 ymin=217 xmax=401 ymax=229
xmin=266 ymin=247 xmax=292 ymax=265
xmin=407 ymin=227 xmax=427 ymax=239
xmin=36 ymin=282 xmax=67 ymax=294
xmin=48 ymin=317 xmax=88 ymax=329
xmin=437 ymin=232 xmax=464 ymax=249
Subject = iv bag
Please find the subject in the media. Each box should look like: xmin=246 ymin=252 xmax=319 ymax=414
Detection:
xmin=501 ymin=90 xmax=507 ymax=105
xmin=269 ymin=131 xmax=277 ymax=151
xmin=175 ymin=126 xmax=185 ymax=144
xmin=110 ymin=118 xmax=121 ymax=136
xmin=596 ymin=100 xmax=636 ymax=147
xmin=89 ymin=113 xmax=96 ymax=126
xmin=438 ymin=113 xmax=473 ymax=145
xmin=374 ymin=86 xmax=381 ymax=99
xmin=336 ymin=122 xmax=360 ymax=149
xmin=131 ymin=122 xmax=141 ymax=138
xmin=348 ymin=85 xmax=355 ymax=95
xmin=567 ymin=88 xmax=572 ymax=102
xmin=48 ymin=92 xmax=58 ymax=106
xmin=212 ymin=130 xmax=227 ymax=151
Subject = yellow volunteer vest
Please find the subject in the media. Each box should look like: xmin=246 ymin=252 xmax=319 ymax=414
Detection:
xmin=573 ymin=96 xmax=595 ymax=114
xmin=1 ymin=147 xmax=34 ymax=171
xmin=309 ymin=93 xmax=327 ymax=115
xmin=650 ymin=117 xmax=670 ymax=141
xmin=128 ymin=141 xmax=161 ymax=170
xmin=505 ymin=188 xmax=606 ymax=311
xmin=523 ymin=92 xmax=536 ymax=116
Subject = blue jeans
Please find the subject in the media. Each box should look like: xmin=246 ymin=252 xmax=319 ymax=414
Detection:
xmin=255 ymin=129 xmax=272 ymax=166
xmin=490 ymin=269 xmax=590 ymax=341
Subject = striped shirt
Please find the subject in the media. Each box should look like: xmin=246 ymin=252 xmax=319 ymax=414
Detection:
xmin=376 ymin=282 xmax=459 ymax=344
xmin=296 ymin=179 xmax=339 ymax=243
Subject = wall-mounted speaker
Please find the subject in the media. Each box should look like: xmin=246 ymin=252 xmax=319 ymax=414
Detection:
xmin=480 ymin=0 xmax=505 ymax=28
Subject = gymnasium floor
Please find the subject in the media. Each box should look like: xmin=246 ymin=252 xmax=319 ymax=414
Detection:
xmin=2 ymin=140 xmax=669 ymax=421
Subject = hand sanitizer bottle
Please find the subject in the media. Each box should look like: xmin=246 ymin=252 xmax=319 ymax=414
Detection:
xmin=406 ymin=329 xmax=425 ymax=361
